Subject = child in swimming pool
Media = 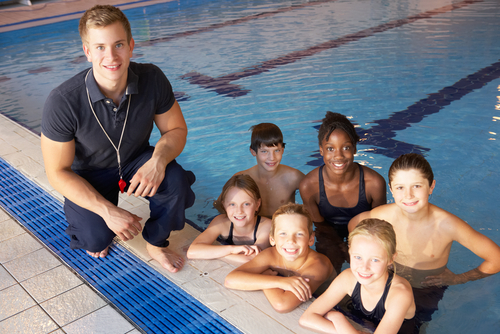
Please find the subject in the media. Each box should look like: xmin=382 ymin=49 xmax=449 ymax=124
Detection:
xmin=348 ymin=153 xmax=500 ymax=287
xmin=224 ymin=203 xmax=334 ymax=313
xmin=233 ymin=123 xmax=305 ymax=218
xmin=299 ymin=112 xmax=386 ymax=273
xmin=300 ymin=218 xmax=416 ymax=334
xmin=187 ymin=174 xmax=272 ymax=264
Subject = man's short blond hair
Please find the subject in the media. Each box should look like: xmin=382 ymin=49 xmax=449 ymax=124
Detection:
xmin=79 ymin=5 xmax=132 ymax=46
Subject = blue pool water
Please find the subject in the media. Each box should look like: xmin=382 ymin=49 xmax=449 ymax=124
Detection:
xmin=1 ymin=0 xmax=500 ymax=332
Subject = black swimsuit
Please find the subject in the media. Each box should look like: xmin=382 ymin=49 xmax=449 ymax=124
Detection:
xmin=223 ymin=216 xmax=262 ymax=245
xmin=352 ymin=272 xmax=393 ymax=322
xmin=318 ymin=163 xmax=371 ymax=225
xmin=350 ymin=272 xmax=417 ymax=333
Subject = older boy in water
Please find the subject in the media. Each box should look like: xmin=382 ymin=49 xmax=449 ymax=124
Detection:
xmin=349 ymin=153 xmax=500 ymax=287
xmin=348 ymin=153 xmax=500 ymax=326
xmin=234 ymin=123 xmax=304 ymax=218
xmin=225 ymin=203 xmax=334 ymax=313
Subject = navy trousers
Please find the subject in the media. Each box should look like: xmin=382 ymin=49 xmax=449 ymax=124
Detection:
xmin=64 ymin=147 xmax=196 ymax=252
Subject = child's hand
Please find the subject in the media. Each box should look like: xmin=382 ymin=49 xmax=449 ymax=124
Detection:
xmin=231 ymin=245 xmax=261 ymax=256
xmin=262 ymin=268 xmax=279 ymax=276
xmin=326 ymin=311 xmax=371 ymax=334
xmin=421 ymin=268 xmax=460 ymax=287
xmin=281 ymin=276 xmax=311 ymax=302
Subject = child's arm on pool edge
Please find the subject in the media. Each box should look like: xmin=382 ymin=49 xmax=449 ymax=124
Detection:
xmin=187 ymin=215 xmax=260 ymax=261
xmin=225 ymin=248 xmax=314 ymax=313
xmin=299 ymin=270 xmax=355 ymax=333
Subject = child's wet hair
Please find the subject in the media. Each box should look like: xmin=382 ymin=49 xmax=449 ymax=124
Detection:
xmin=317 ymin=111 xmax=360 ymax=147
xmin=79 ymin=5 xmax=132 ymax=46
xmin=215 ymin=174 xmax=261 ymax=214
xmin=348 ymin=218 xmax=396 ymax=265
xmin=388 ymin=153 xmax=434 ymax=186
xmin=249 ymin=123 xmax=285 ymax=152
xmin=270 ymin=203 xmax=313 ymax=238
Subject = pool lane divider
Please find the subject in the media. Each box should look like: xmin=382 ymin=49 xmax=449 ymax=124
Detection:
xmin=181 ymin=0 xmax=483 ymax=98
xmin=135 ymin=0 xmax=339 ymax=46
xmin=304 ymin=59 xmax=500 ymax=165
xmin=0 ymin=157 xmax=241 ymax=334
xmin=357 ymin=60 xmax=500 ymax=159
xmin=67 ymin=0 xmax=341 ymax=65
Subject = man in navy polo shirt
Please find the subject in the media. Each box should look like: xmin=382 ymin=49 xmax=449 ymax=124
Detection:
xmin=41 ymin=5 xmax=195 ymax=273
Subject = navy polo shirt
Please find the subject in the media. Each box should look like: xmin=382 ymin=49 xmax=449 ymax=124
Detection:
xmin=42 ymin=62 xmax=175 ymax=171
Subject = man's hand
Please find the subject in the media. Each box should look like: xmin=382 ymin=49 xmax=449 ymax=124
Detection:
xmin=127 ymin=158 xmax=166 ymax=197
xmin=104 ymin=206 xmax=143 ymax=241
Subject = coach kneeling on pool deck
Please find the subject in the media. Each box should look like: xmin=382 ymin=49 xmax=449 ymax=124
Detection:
xmin=40 ymin=5 xmax=195 ymax=273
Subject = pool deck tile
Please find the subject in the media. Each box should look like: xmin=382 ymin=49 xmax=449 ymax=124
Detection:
xmin=62 ymin=305 xmax=135 ymax=334
xmin=40 ymin=284 xmax=108 ymax=327
xmin=0 ymin=210 xmax=139 ymax=332
xmin=21 ymin=265 xmax=83 ymax=303
xmin=3 ymin=248 xmax=63 ymax=282
xmin=220 ymin=303 xmax=297 ymax=334
xmin=0 ymin=233 xmax=44 ymax=263
xmin=0 ymin=265 xmax=16 ymax=290
xmin=0 ymin=218 xmax=26 ymax=242
xmin=0 ymin=305 xmax=59 ymax=334
xmin=0 ymin=208 xmax=10 ymax=222
xmin=49 ymin=329 xmax=65 ymax=334
xmin=0 ymin=284 xmax=37 ymax=321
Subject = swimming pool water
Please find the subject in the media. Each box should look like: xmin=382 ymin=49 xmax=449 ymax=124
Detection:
xmin=1 ymin=0 xmax=500 ymax=332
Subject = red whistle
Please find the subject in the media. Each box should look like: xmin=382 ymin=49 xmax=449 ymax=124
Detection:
xmin=119 ymin=179 xmax=127 ymax=193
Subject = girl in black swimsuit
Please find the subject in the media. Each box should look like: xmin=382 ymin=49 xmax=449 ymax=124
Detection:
xmin=300 ymin=112 xmax=387 ymax=274
xmin=300 ymin=219 xmax=416 ymax=334
xmin=187 ymin=174 xmax=272 ymax=264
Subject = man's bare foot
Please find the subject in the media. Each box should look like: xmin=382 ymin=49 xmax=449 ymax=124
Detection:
xmin=86 ymin=246 xmax=109 ymax=258
xmin=147 ymin=243 xmax=184 ymax=273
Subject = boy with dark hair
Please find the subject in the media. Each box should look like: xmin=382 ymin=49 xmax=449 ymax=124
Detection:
xmin=249 ymin=123 xmax=286 ymax=152
xmin=235 ymin=123 xmax=304 ymax=218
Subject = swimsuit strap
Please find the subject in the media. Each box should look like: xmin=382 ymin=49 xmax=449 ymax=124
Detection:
xmin=357 ymin=164 xmax=366 ymax=202
xmin=352 ymin=271 xmax=394 ymax=321
xmin=380 ymin=271 xmax=394 ymax=307
xmin=318 ymin=164 xmax=325 ymax=195
xmin=253 ymin=216 xmax=262 ymax=244
xmin=227 ymin=222 xmax=234 ymax=245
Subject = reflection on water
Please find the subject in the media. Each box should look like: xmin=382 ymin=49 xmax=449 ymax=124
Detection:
xmin=1 ymin=0 xmax=500 ymax=332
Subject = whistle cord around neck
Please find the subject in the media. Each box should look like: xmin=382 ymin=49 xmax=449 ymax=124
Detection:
xmin=84 ymin=69 xmax=131 ymax=192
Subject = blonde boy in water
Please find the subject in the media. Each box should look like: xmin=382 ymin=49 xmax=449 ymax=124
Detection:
xmin=225 ymin=203 xmax=334 ymax=313
xmin=234 ymin=123 xmax=305 ymax=218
